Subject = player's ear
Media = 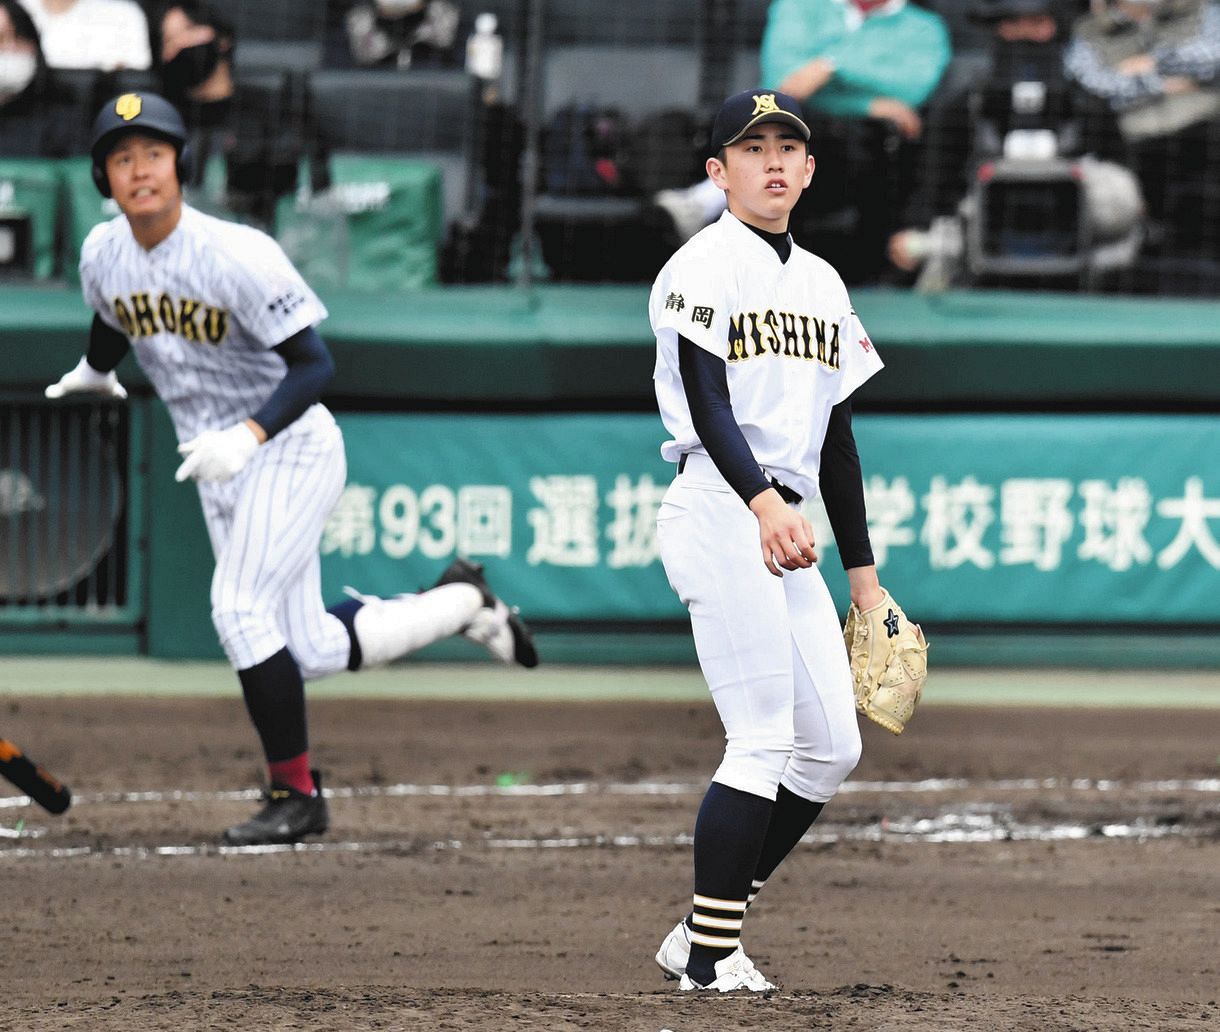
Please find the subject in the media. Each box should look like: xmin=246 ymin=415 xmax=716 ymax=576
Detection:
xmin=802 ymin=152 xmax=815 ymax=188
xmin=706 ymin=154 xmax=728 ymax=190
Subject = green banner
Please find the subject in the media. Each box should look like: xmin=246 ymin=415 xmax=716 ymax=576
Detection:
xmin=0 ymin=158 xmax=61 ymax=279
xmin=321 ymin=413 xmax=1220 ymax=624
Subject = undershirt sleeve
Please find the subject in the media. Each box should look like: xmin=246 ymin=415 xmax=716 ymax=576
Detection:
xmin=85 ymin=313 xmax=131 ymax=373
xmin=678 ymin=333 xmax=771 ymax=505
xmin=250 ymin=325 xmax=336 ymax=439
xmin=819 ymin=400 xmax=875 ymax=570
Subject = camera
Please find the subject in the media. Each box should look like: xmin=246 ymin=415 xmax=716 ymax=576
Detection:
xmin=909 ymin=72 xmax=1144 ymax=291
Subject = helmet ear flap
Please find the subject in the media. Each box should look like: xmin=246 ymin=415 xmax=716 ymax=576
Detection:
xmin=91 ymin=161 xmax=113 ymax=199
xmin=177 ymin=141 xmax=194 ymax=189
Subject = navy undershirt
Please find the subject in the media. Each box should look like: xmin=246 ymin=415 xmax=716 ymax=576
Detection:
xmin=86 ymin=316 xmax=336 ymax=440
xmin=677 ymin=220 xmax=874 ymax=569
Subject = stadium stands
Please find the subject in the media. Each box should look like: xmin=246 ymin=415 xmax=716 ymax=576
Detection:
xmin=0 ymin=0 xmax=1218 ymax=293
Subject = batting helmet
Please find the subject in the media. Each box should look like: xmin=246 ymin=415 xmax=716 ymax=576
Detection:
xmin=89 ymin=92 xmax=192 ymax=198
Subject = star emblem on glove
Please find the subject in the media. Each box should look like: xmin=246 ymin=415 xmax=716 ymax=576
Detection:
xmin=884 ymin=609 xmax=900 ymax=638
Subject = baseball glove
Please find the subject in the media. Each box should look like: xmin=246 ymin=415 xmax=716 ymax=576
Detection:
xmin=843 ymin=589 xmax=929 ymax=735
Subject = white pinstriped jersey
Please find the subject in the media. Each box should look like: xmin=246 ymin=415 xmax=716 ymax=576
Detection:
xmin=80 ymin=203 xmax=328 ymax=444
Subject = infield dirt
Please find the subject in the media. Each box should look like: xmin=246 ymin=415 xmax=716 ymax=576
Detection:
xmin=1 ymin=692 xmax=1217 ymax=1031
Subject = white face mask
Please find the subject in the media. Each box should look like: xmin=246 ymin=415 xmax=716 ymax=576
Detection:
xmin=375 ymin=0 xmax=425 ymax=16
xmin=0 ymin=50 xmax=36 ymax=105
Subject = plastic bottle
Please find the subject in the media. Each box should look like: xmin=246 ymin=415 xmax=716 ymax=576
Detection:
xmin=465 ymin=12 xmax=503 ymax=103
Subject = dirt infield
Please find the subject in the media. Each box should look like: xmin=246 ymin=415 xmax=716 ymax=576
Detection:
xmin=1 ymin=690 xmax=1217 ymax=1031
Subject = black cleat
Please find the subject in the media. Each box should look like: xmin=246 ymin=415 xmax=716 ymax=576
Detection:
xmin=222 ymin=769 xmax=329 ymax=846
xmin=433 ymin=558 xmax=540 ymax=669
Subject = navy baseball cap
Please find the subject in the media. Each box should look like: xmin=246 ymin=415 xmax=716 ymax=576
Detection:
xmin=710 ymin=89 xmax=810 ymax=153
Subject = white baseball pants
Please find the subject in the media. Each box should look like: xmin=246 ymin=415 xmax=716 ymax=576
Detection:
xmin=656 ymin=453 xmax=862 ymax=803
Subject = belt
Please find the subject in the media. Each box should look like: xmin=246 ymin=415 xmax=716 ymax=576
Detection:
xmin=678 ymin=453 xmax=803 ymax=506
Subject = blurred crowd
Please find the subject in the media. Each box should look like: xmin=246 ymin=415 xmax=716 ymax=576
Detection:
xmin=1 ymin=0 xmax=1219 ymax=293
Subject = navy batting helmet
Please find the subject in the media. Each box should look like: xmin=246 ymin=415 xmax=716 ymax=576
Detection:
xmin=90 ymin=92 xmax=192 ymax=198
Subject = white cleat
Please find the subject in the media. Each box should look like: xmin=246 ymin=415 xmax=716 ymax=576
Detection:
xmin=462 ymin=597 xmax=539 ymax=668
xmin=678 ymin=947 xmax=775 ymax=992
xmin=432 ymin=558 xmax=539 ymax=668
xmin=655 ymin=919 xmax=692 ymax=980
xmin=658 ymin=919 xmax=771 ymax=990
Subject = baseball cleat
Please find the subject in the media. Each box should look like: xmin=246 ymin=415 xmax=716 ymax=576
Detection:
xmin=657 ymin=919 xmax=767 ymax=985
xmin=433 ymin=558 xmax=539 ymax=668
xmin=655 ymin=918 xmax=692 ymax=979
xmin=678 ymin=947 xmax=775 ymax=993
xmin=222 ymin=770 xmax=329 ymax=846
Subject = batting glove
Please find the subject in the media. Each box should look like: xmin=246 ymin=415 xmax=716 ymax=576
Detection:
xmin=45 ymin=357 xmax=128 ymax=400
xmin=175 ymin=422 xmax=261 ymax=483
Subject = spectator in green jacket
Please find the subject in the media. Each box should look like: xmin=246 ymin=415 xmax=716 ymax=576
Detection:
xmin=762 ymin=0 xmax=952 ymax=141
xmin=655 ymin=0 xmax=952 ymax=282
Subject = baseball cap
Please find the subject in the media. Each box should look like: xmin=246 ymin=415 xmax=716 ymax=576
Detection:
xmin=710 ymin=89 xmax=810 ymax=153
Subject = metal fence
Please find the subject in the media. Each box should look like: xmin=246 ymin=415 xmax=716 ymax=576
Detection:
xmin=0 ymin=397 xmax=142 ymax=628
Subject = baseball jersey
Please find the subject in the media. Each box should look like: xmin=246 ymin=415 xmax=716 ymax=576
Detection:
xmin=651 ymin=210 xmax=883 ymax=503
xmin=80 ymin=204 xmax=328 ymax=443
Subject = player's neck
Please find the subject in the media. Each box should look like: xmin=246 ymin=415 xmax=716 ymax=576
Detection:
xmin=725 ymin=200 xmax=790 ymax=237
xmin=126 ymin=200 xmax=184 ymax=251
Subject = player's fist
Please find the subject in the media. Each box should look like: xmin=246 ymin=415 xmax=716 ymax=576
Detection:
xmin=175 ymin=422 xmax=261 ymax=483
xmin=45 ymin=357 xmax=128 ymax=401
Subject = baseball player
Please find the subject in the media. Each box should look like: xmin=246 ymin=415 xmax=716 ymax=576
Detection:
xmin=649 ymin=89 xmax=886 ymax=991
xmin=46 ymin=92 xmax=539 ymax=847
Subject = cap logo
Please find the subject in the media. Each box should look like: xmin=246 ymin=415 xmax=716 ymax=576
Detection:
xmin=115 ymin=94 xmax=142 ymax=121
xmin=752 ymin=93 xmax=780 ymax=116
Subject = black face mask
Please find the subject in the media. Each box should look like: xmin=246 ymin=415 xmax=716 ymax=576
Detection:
xmin=162 ymin=38 xmax=221 ymax=96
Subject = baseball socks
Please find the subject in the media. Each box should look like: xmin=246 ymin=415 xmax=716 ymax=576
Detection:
xmin=683 ymin=782 xmax=773 ymax=987
xmin=748 ymin=783 xmax=825 ymax=903
xmin=328 ymin=584 xmax=483 ymax=669
xmin=237 ymin=646 xmax=315 ymax=795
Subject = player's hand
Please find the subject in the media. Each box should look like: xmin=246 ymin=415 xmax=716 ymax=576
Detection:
xmin=1117 ymin=53 xmax=1156 ymax=76
xmin=175 ymin=421 xmax=262 ymax=483
xmin=45 ymin=357 xmax=128 ymax=400
xmin=1161 ymin=76 xmax=1198 ymax=96
xmin=868 ymin=97 xmax=922 ymax=140
xmin=750 ymin=488 xmax=817 ymax=578
xmin=887 ymin=229 xmax=927 ymax=272
xmin=778 ymin=57 xmax=835 ymax=101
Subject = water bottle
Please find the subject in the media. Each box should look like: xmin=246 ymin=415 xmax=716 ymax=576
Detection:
xmin=465 ymin=12 xmax=503 ymax=103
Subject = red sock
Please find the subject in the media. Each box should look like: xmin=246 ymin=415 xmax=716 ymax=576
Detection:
xmin=268 ymin=754 xmax=314 ymax=795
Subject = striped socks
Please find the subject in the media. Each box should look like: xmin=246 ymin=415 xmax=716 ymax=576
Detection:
xmin=685 ymin=782 xmax=773 ymax=986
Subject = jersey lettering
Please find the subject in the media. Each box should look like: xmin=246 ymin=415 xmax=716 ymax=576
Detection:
xmin=725 ymin=308 xmax=841 ymax=370
xmin=109 ymin=293 xmax=230 ymax=346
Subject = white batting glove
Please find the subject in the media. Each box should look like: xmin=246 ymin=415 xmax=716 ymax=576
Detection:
xmin=45 ymin=357 xmax=128 ymax=400
xmin=175 ymin=422 xmax=261 ymax=483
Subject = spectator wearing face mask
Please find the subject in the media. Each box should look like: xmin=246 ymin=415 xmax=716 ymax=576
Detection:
xmin=16 ymin=0 xmax=150 ymax=70
xmin=344 ymin=0 xmax=460 ymax=70
xmin=150 ymin=1 xmax=309 ymax=225
xmin=0 ymin=0 xmax=78 ymax=155
xmin=145 ymin=1 xmax=234 ymax=189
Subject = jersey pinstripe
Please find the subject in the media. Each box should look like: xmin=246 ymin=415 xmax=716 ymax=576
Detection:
xmin=80 ymin=202 xmax=344 ymax=674
xmin=80 ymin=204 xmax=328 ymax=444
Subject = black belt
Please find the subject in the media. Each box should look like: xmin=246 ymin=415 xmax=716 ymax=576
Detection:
xmin=678 ymin=453 xmax=803 ymax=506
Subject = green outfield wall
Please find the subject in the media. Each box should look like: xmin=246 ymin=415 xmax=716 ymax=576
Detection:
xmin=3 ymin=285 xmax=1220 ymax=666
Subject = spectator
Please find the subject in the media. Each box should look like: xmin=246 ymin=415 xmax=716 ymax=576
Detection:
xmin=17 ymin=0 xmax=150 ymax=70
xmin=148 ymin=0 xmax=233 ymax=185
xmin=655 ymin=0 xmax=951 ymax=282
xmin=149 ymin=2 xmax=309 ymax=226
xmin=889 ymin=0 xmax=1143 ymax=287
xmin=0 ymin=0 xmax=79 ymax=154
xmin=1065 ymin=0 xmax=1220 ymax=252
xmin=344 ymin=0 xmax=459 ymax=70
